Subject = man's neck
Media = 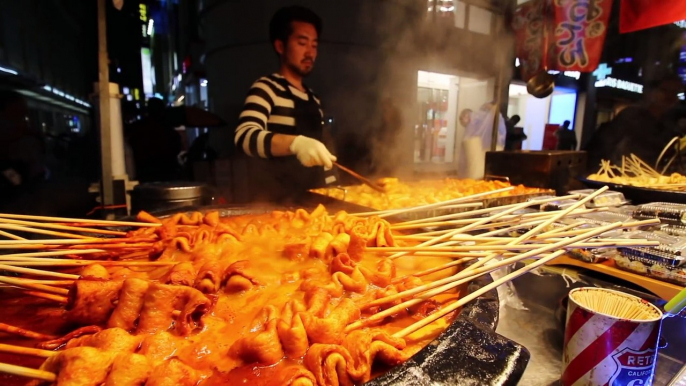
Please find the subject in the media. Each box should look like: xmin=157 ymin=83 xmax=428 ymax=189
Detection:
xmin=278 ymin=65 xmax=305 ymax=91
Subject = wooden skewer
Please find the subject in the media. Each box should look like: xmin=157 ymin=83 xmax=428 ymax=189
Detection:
xmin=370 ymin=239 xmax=658 ymax=253
xmin=0 ymin=224 xmax=91 ymax=239
xmin=391 ymin=257 xmax=475 ymax=283
xmin=375 ymin=222 xmax=623 ymax=308
xmin=391 ymin=207 xmax=607 ymax=231
xmin=351 ymin=187 xmax=515 ymax=218
xmin=0 ymin=244 xmax=149 ymax=251
xmin=388 ymin=195 xmax=563 ymax=260
xmin=535 ymin=222 xmax=585 ymax=237
xmin=0 ymin=276 xmax=69 ymax=295
xmin=0 ymin=343 xmax=55 ymax=358
xmin=0 ymin=249 xmax=106 ymax=260
xmin=9 ymin=279 xmax=74 ymax=286
xmin=0 ymin=260 xmax=175 ymax=267
xmin=534 ymin=219 xmax=659 ymax=239
xmin=459 ymin=187 xmax=610 ymax=276
xmin=0 ymin=265 xmax=79 ymax=279
xmin=0 ymin=323 xmax=57 ymax=340
xmin=0 ymin=218 xmax=126 ymax=236
xmin=22 ymin=291 xmax=69 ymax=303
xmin=0 ymin=237 xmax=155 ymax=246
xmin=0 ymin=229 xmax=26 ymax=240
xmin=392 ymin=251 xmax=564 ymax=338
xmin=0 ymin=362 xmax=56 ymax=382
xmin=391 ymin=224 xmax=621 ymax=338
xmin=346 ymin=262 xmax=507 ymax=332
xmin=396 ymin=194 xmax=580 ymax=226
xmin=0 ymin=213 xmax=161 ymax=228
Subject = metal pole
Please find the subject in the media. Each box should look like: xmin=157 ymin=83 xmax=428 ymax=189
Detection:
xmin=491 ymin=66 xmax=504 ymax=152
xmin=98 ymin=0 xmax=113 ymax=209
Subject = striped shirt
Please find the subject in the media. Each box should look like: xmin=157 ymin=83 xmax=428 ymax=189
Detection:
xmin=235 ymin=73 xmax=323 ymax=158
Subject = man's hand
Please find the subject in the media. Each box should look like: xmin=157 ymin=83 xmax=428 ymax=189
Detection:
xmin=289 ymin=135 xmax=337 ymax=169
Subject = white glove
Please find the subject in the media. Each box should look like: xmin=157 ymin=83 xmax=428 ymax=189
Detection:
xmin=289 ymin=135 xmax=337 ymax=169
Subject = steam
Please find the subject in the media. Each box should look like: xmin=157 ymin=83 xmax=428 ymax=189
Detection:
xmin=323 ymin=0 xmax=513 ymax=181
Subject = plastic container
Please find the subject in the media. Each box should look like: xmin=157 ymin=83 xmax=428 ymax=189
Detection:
xmin=633 ymin=202 xmax=686 ymax=225
xmin=617 ymin=247 xmax=685 ymax=268
xmin=569 ymin=189 xmax=629 ymax=207
xmin=578 ymin=211 xmax=632 ymax=226
xmin=567 ymin=248 xmax=616 ymax=264
xmin=659 ymin=224 xmax=686 ymax=237
xmin=613 ymin=254 xmax=686 ymax=286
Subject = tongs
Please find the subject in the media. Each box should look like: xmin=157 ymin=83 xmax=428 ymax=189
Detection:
xmin=333 ymin=162 xmax=386 ymax=193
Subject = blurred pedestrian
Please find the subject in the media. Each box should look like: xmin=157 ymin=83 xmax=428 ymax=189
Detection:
xmin=555 ymin=120 xmax=577 ymax=150
xmin=505 ymin=115 xmax=527 ymax=150
xmin=584 ymin=74 xmax=684 ymax=170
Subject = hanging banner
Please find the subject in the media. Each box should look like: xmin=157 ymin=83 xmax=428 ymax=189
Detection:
xmin=552 ymin=0 xmax=613 ymax=72
xmin=620 ymin=0 xmax=686 ymax=33
xmin=513 ymin=0 xmax=547 ymax=81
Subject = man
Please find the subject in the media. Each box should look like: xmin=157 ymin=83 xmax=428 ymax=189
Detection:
xmin=504 ymin=115 xmax=527 ymax=150
xmin=555 ymin=120 xmax=577 ymax=151
xmin=234 ymin=6 xmax=336 ymax=201
xmin=584 ymin=75 xmax=684 ymax=171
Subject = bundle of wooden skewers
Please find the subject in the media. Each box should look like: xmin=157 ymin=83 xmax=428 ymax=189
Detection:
xmin=587 ymin=154 xmax=686 ymax=190
xmin=0 ymin=185 xmax=665 ymax=384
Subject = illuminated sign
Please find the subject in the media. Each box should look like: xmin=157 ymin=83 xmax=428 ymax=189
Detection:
xmin=594 ymin=77 xmax=643 ymax=94
xmin=139 ymin=4 xmax=147 ymax=22
xmin=547 ymin=70 xmax=581 ymax=80
xmin=592 ymin=63 xmax=642 ymax=93
xmin=593 ymin=63 xmax=612 ymax=80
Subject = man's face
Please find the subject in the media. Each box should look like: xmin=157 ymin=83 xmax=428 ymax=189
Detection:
xmin=276 ymin=21 xmax=318 ymax=77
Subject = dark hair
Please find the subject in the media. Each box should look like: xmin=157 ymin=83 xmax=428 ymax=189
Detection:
xmin=510 ymin=115 xmax=521 ymax=123
xmin=269 ymin=6 xmax=322 ymax=50
xmin=563 ymin=120 xmax=571 ymax=126
xmin=147 ymin=97 xmax=165 ymax=117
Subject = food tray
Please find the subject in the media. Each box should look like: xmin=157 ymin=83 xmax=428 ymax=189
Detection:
xmin=580 ymin=176 xmax=686 ymax=205
xmin=307 ymin=189 xmax=555 ymax=222
xmin=632 ymin=202 xmax=686 ymax=225
xmin=145 ymin=205 xmax=530 ymax=385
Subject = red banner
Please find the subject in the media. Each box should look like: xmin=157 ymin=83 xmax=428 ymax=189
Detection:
xmin=552 ymin=0 xmax=613 ymax=72
xmin=620 ymin=0 xmax=686 ymax=33
xmin=514 ymin=0 xmax=613 ymax=77
xmin=513 ymin=0 xmax=547 ymax=81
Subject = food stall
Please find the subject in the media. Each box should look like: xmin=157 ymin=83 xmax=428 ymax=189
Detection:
xmin=2 ymin=1 xmax=686 ymax=386
xmin=0 ymin=171 xmax=685 ymax=385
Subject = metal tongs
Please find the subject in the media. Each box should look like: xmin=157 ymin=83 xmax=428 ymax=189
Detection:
xmin=333 ymin=162 xmax=386 ymax=193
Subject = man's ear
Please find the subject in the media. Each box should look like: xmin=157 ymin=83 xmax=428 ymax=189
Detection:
xmin=274 ymin=40 xmax=285 ymax=56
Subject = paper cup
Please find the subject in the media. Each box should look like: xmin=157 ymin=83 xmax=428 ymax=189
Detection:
xmin=561 ymin=287 xmax=663 ymax=386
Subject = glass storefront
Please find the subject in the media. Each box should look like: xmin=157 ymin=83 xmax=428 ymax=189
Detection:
xmin=414 ymin=70 xmax=499 ymax=176
xmin=507 ymin=83 xmax=578 ymax=150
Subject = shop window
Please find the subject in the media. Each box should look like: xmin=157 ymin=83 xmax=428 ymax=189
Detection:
xmin=415 ymin=71 xmax=454 ymax=164
xmin=415 ymin=71 xmax=498 ymax=173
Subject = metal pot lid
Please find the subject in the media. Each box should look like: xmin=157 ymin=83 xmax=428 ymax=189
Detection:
xmin=133 ymin=182 xmax=207 ymax=200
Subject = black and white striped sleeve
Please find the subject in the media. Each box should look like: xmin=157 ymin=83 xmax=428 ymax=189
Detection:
xmin=234 ymin=79 xmax=276 ymax=158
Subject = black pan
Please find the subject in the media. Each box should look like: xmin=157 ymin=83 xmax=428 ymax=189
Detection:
xmin=579 ymin=177 xmax=686 ymax=205
xmin=143 ymin=203 xmax=530 ymax=385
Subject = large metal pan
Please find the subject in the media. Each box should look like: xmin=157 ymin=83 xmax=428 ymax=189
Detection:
xmin=146 ymin=204 xmax=530 ymax=385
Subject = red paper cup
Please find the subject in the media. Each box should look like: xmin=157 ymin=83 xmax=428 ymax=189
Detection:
xmin=561 ymin=287 xmax=663 ymax=386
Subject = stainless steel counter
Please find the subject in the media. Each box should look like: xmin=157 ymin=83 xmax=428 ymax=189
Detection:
xmin=493 ymin=264 xmax=686 ymax=385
